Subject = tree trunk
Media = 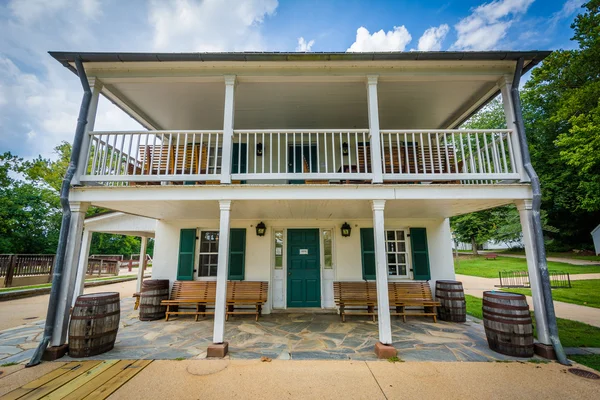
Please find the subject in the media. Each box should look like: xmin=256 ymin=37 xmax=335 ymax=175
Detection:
xmin=471 ymin=237 xmax=479 ymax=256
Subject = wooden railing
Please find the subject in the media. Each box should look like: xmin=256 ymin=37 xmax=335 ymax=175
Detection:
xmin=86 ymin=258 xmax=119 ymax=277
xmin=78 ymin=129 xmax=521 ymax=184
xmin=0 ymin=254 xmax=55 ymax=286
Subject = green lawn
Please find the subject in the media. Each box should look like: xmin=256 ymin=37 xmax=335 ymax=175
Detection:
xmin=501 ymin=280 xmax=600 ymax=309
xmin=455 ymin=256 xmax=600 ymax=278
xmin=569 ymin=354 xmax=600 ymax=372
xmin=501 ymin=250 xmax=600 ymax=262
xmin=465 ymin=295 xmax=600 ymax=348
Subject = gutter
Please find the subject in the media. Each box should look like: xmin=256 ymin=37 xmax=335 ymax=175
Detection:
xmin=510 ymin=57 xmax=570 ymax=366
xmin=26 ymin=57 xmax=92 ymax=367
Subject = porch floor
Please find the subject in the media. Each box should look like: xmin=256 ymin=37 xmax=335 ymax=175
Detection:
xmin=0 ymin=298 xmax=533 ymax=363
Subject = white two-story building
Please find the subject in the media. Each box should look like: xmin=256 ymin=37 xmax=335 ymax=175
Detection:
xmin=48 ymin=50 xmax=552 ymax=358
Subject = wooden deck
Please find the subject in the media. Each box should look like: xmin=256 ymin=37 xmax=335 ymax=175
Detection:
xmin=2 ymin=360 xmax=151 ymax=400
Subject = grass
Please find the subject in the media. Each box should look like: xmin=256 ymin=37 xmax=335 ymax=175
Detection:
xmin=454 ymin=256 xmax=600 ymax=278
xmin=501 ymin=250 xmax=600 ymax=262
xmin=465 ymin=295 xmax=600 ymax=348
xmin=0 ymin=275 xmax=141 ymax=293
xmin=569 ymin=355 xmax=600 ymax=372
xmin=1 ymin=362 xmax=19 ymax=367
xmin=387 ymin=356 xmax=403 ymax=363
xmin=501 ymin=280 xmax=600 ymax=309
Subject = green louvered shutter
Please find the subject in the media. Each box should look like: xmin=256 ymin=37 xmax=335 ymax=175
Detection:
xmin=410 ymin=228 xmax=431 ymax=280
xmin=177 ymin=229 xmax=196 ymax=280
xmin=360 ymin=228 xmax=376 ymax=281
xmin=228 ymin=228 xmax=246 ymax=280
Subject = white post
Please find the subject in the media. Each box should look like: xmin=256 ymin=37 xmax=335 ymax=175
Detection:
xmin=516 ymin=199 xmax=551 ymax=345
xmin=499 ymin=76 xmax=528 ymax=182
xmin=71 ymin=228 xmax=92 ymax=307
xmin=366 ymin=75 xmax=384 ymax=183
xmin=52 ymin=201 xmax=89 ymax=347
xmin=136 ymin=236 xmax=148 ymax=293
xmin=73 ymin=78 xmax=102 ymax=185
xmin=372 ymin=200 xmax=392 ymax=344
xmin=213 ymin=200 xmax=232 ymax=344
xmin=220 ymin=75 xmax=236 ymax=184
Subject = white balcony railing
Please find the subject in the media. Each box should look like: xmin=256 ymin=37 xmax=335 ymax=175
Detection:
xmin=81 ymin=130 xmax=223 ymax=183
xmin=232 ymin=130 xmax=372 ymax=181
xmin=379 ymin=129 xmax=519 ymax=181
xmin=78 ymin=128 xmax=520 ymax=185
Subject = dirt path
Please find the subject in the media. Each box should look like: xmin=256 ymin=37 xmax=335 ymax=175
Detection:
xmin=0 ymin=280 xmax=137 ymax=331
xmin=457 ymin=274 xmax=600 ymax=328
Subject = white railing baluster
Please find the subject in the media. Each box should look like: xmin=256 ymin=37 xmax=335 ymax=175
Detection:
xmin=436 ymin=133 xmax=442 ymax=174
xmin=499 ymin=132 xmax=508 ymax=174
xmin=443 ymin=133 xmax=450 ymax=174
xmin=206 ymin=133 xmax=212 ymax=176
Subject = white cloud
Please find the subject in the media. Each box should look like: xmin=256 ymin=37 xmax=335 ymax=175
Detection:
xmin=149 ymin=0 xmax=278 ymax=52
xmin=549 ymin=0 xmax=582 ymax=29
xmin=452 ymin=0 xmax=535 ymax=50
xmin=347 ymin=26 xmax=412 ymax=52
xmin=296 ymin=37 xmax=315 ymax=52
xmin=417 ymin=24 xmax=449 ymax=51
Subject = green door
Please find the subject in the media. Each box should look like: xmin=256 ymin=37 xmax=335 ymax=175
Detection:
xmin=287 ymin=229 xmax=321 ymax=307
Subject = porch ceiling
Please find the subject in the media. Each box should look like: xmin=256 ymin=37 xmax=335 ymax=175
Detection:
xmin=77 ymin=186 xmax=525 ymax=220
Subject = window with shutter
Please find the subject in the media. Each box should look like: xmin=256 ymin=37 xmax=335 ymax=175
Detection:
xmin=360 ymin=228 xmax=376 ymax=280
xmin=410 ymin=227 xmax=431 ymax=280
xmin=177 ymin=229 xmax=196 ymax=280
xmin=228 ymin=228 xmax=246 ymax=280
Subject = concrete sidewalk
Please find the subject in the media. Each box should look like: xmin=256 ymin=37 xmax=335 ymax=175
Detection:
xmin=2 ymin=360 xmax=599 ymax=400
xmin=457 ymin=274 xmax=600 ymax=328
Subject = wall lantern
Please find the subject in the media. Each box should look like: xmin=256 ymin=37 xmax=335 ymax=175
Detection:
xmin=341 ymin=222 xmax=352 ymax=237
xmin=342 ymin=142 xmax=349 ymax=156
xmin=256 ymin=143 xmax=263 ymax=157
xmin=256 ymin=221 xmax=267 ymax=236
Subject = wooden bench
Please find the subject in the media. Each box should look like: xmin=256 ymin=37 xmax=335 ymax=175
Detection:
xmin=160 ymin=281 xmax=216 ymax=321
xmin=334 ymin=281 xmax=378 ymax=322
xmin=485 ymin=253 xmax=498 ymax=260
xmin=226 ymin=281 xmax=269 ymax=321
xmin=388 ymin=282 xmax=440 ymax=322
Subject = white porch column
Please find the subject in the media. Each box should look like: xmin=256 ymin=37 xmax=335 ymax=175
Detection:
xmin=220 ymin=75 xmax=236 ymax=184
xmin=516 ymin=199 xmax=551 ymax=345
xmin=372 ymin=200 xmax=392 ymax=345
xmin=366 ymin=75 xmax=383 ymax=184
xmin=52 ymin=201 xmax=89 ymax=347
xmin=136 ymin=236 xmax=148 ymax=293
xmin=213 ymin=200 xmax=232 ymax=344
xmin=499 ymin=76 xmax=528 ymax=182
xmin=73 ymin=78 xmax=102 ymax=185
xmin=71 ymin=228 xmax=92 ymax=307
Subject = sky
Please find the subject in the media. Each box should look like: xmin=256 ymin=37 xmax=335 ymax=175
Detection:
xmin=0 ymin=0 xmax=584 ymax=160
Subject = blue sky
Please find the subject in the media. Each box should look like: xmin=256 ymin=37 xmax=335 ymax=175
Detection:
xmin=0 ymin=0 xmax=584 ymax=159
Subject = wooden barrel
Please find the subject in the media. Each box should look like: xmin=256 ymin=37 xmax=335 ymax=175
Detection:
xmin=139 ymin=279 xmax=170 ymax=321
xmin=435 ymin=280 xmax=466 ymax=322
xmin=69 ymin=292 xmax=120 ymax=357
xmin=483 ymin=291 xmax=534 ymax=358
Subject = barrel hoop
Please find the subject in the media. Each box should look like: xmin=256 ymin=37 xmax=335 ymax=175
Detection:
xmin=483 ymin=314 xmax=532 ymax=325
xmin=483 ymin=300 xmax=529 ymax=311
xmin=484 ymin=326 xmax=533 ymax=337
xmin=482 ymin=307 xmax=531 ymax=319
xmin=69 ymin=328 xmax=119 ymax=340
xmin=436 ymin=294 xmax=465 ymax=300
xmin=436 ymin=288 xmax=465 ymax=292
xmin=75 ymin=297 xmax=120 ymax=305
xmin=70 ymin=310 xmax=121 ymax=320
xmin=140 ymin=294 xmax=169 ymax=299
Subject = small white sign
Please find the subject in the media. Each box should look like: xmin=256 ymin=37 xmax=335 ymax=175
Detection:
xmin=299 ymin=249 xmax=308 ymax=255
xmin=275 ymin=248 xmax=282 ymax=256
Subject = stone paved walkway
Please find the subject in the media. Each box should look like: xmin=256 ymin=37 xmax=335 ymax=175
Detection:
xmin=0 ymin=298 xmax=534 ymax=364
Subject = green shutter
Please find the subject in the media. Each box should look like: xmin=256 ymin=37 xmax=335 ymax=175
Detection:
xmin=177 ymin=229 xmax=196 ymax=280
xmin=410 ymin=228 xmax=431 ymax=280
xmin=360 ymin=228 xmax=376 ymax=281
xmin=232 ymin=143 xmax=247 ymax=184
xmin=228 ymin=228 xmax=246 ymax=280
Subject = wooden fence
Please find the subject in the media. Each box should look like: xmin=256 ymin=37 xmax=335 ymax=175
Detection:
xmin=0 ymin=254 xmax=55 ymax=287
xmin=86 ymin=258 xmax=120 ymax=277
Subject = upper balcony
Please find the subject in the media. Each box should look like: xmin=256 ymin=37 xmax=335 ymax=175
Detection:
xmin=49 ymin=51 xmax=550 ymax=188
xmin=81 ymin=128 xmax=519 ymax=185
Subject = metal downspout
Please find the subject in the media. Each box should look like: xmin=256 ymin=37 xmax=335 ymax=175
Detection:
xmin=511 ymin=57 xmax=570 ymax=365
xmin=27 ymin=57 xmax=91 ymax=367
